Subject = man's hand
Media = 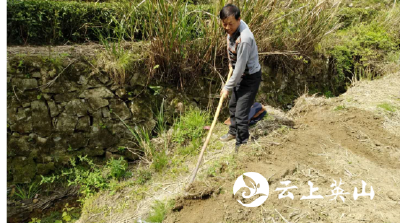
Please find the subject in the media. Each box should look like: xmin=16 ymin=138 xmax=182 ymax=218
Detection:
xmin=220 ymin=89 xmax=229 ymax=100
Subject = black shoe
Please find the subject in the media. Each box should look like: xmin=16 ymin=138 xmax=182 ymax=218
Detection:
xmin=220 ymin=133 xmax=236 ymax=142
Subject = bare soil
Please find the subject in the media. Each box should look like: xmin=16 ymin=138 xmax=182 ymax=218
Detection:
xmin=164 ymin=73 xmax=400 ymax=223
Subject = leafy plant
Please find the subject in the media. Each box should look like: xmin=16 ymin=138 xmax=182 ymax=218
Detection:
xmin=40 ymin=155 xmax=109 ymax=200
xmin=61 ymin=203 xmax=79 ymax=222
xmin=117 ymin=146 xmax=126 ymax=152
xmin=29 ymin=218 xmax=41 ymax=223
xmin=106 ymin=157 xmax=128 ymax=180
xmin=149 ymin=85 xmax=162 ymax=96
xmin=99 ymin=122 xmax=107 ymax=129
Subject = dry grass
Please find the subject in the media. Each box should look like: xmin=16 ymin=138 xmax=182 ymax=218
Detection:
xmin=287 ymin=93 xmax=332 ymax=119
xmin=145 ymin=0 xmax=341 ymax=88
xmin=341 ymin=72 xmax=400 ymax=137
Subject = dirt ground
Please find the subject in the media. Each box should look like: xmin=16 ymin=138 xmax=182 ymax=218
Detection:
xmin=164 ymin=73 xmax=400 ymax=223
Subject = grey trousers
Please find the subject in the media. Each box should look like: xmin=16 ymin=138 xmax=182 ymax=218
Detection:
xmin=228 ymin=69 xmax=262 ymax=145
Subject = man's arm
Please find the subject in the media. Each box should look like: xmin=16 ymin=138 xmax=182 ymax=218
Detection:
xmin=223 ymin=42 xmax=251 ymax=91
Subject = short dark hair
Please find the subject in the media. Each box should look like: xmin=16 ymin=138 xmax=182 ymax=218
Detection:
xmin=219 ymin=4 xmax=240 ymax=20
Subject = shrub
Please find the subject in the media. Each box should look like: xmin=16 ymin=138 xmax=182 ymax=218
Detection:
xmin=337 ymin=7 xmax=378 ymax=29
xmin=7 ymin=0 xmax=213 ymax=45
xmin=7 ymin=0 xmax=120 ymax=45
xmin=326 ymin=20 xmax=399 ymax=83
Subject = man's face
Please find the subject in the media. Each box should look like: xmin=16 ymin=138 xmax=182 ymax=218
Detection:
xmin=221 ymin=15 xmax=241 ymax=36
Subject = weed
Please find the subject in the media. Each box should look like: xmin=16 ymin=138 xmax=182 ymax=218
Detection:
xmin=107 ymin=157 xmax=128 ymax=180
xmin=116 ymin=111 xmax=169 ymax=172
xmin=377 ymin=103 xmax=397 ymax=112
xmin=146 ymin=200 xmax=174 ymax=223
xmin=99 ymin=122 xmax=107 ymax=129
xmin=61 ymin=203 xmax=80 ymax=222
xmin=117 ymin=146 xmax=126 ymax=152
xmin=276 ymin=125 xmax=290 ymax=134
xmin=144 ymin=1 xmax=222 ymax=88
xmin=29 ymin=218 xmax=41 ymax=223
xmin=149 ymin=85 xmax=162 ymax=96
xmin=152 ymin=151 xmax=168 ymax=172
xmin=334 ymin=105 xmax=346 ymax=111
xmin=207 ymin=161 xmax=222 ymax=177
xmin=14 ymin=182 xmax=40 ymax=200
xmin=325 ymin=15 xmax=400 ymax=84
xmin=40 ymin=156 xmax=111 ymax=200
xmin=178 ymin=137 xmax=201 ymax=156
xmin=173 ymin=107 xmax=210 ymax=145
xmin=324 ymin=90 xmax=334 ymax=98
xmin=135 ymin=168 xmax=152 ymax=185
xmin=95 ymin=14 xmax=140 ymax=85
xmin=155 ymin=98 xmax=167 ymax=135
xmin=35 ymin=211 xmax=62 ymax=223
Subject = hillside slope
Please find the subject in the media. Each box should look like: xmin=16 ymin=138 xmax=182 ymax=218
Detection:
xmin=76 ymin=72 xmax=400 ymax=223
xmin=164 ymin=72 xmax=400 ymax=223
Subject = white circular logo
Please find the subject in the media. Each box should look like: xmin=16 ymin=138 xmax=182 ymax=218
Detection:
xmin=233 ymin=172 xmax=269 ymax=207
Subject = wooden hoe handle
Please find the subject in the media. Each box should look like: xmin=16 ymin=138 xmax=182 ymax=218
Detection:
xmin=186 ymin=67 xmax=233 ymax=190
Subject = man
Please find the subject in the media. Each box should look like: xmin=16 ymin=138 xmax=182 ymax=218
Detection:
xmin=219 ymin=4 xmax=262 ymax=153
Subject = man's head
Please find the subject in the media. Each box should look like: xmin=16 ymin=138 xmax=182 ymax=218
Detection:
xmin=220 ymin=4 xmax=241 ymax=36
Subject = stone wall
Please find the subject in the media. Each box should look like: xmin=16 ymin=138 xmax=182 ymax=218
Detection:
xmin=6 ymin=55 xmax=191 ymax=184
xmin=7 ymin=51 xmax=336 ymax=184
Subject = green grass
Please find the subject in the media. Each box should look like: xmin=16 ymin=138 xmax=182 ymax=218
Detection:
xmin=135 ymin=168 xmax=152 ymax=185
xmin=173 ymin=107 xmax=210 ymax=145
xmin=146 ymin=200 xmax=174 ymax=223
xmin=377 ymin=103 xmax=397 ymax=112
xmin=40 ymin=155 xmax=130 ymax=201
xmin=14 ymin=182 xmax=40 ymax=200
xmin=334 ymin=105 xmax=346 ymax=111
xmin=152 ymin=151 xmax=168 ymax=172
xmin=177 ymin=137 xmax=201 ymax=156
